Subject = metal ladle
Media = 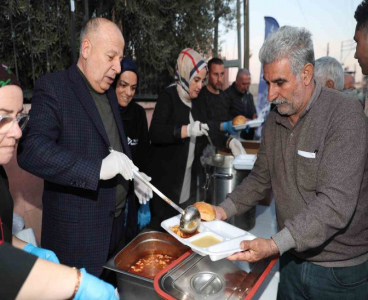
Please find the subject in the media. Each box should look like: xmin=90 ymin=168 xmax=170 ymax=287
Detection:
xmin=206 ymin=134 xmax=216 ymax=155
xmin=206 ymin=134 xmax=224 ymax=165
xmin=213 ymin=153 xmax=225 ymax=165
xmin=133 ymin=170 xmax=201 ymax=234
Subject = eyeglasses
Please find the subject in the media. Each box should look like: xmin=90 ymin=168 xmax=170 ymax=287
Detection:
xmin=0 ymin=114 xmax=29 ymax=134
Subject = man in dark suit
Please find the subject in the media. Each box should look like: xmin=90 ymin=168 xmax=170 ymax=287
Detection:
xmin=17 ymin=18 xmax=150 ymax=277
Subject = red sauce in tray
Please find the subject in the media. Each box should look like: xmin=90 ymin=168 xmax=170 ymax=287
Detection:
xmin=128 ymin=254 xmax=176 ymax=279
xmin=169 ymin=225 xmax=199 ymax=239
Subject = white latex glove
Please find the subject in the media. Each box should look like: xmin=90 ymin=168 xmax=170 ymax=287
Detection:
xmin=100 ymin=150 xmax=138 ymax=181
xmin=229 ymin=138 xmax=246 ymax=157
xmin=187 ymin=121 xmax=209 ymax=137
xmin=134 ymin=172 xmax=154 ymax=204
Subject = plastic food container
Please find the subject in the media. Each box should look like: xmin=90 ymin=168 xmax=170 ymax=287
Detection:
xmin=232 ymin=154 xmax=257 ymax=170
xmin=161 ymin=215 xmax=257 ymax=261
xmin=233 ymin=118 xmax=264 ymax=130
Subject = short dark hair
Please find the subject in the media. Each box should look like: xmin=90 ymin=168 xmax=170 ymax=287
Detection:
xmin=208 ymin=57 xmax=224 ymax=72
xmin=355 ymin=0 xmax=368 ymax=32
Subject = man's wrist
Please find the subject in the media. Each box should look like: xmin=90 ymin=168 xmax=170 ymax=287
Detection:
xmin=268 ymin=238 xmax=280 ymax=256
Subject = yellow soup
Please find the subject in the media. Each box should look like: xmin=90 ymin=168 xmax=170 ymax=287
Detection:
xmin=191 ymin=236 xmax=222 ymax=248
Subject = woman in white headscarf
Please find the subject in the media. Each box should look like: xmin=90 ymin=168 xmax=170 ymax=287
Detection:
xmin=148 ymin=49 xmax=244 ymax=230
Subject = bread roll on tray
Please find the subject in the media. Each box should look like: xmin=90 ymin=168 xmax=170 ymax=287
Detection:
xmin=193 ymin=202 xmax=216 ymax=221
xmin=232 ymin=115 xmax=247 ymax=126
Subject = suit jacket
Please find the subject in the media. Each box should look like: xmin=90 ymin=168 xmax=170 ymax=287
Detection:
xmin=18 ymin=64 xmax=136 ymax=276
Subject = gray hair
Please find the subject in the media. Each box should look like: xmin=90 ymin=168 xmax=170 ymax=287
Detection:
xmin=236 ymin=69 xmax=250 ymax=80
xmin=79 ymin=18 xmax=119 ymax=54
xmin=259 ymin=26 xmax=315 ymax=77
xmin=314 ymin=56 xmax=344 ymax=91
xmin=79 ymin=18 xmax=102 ymax=53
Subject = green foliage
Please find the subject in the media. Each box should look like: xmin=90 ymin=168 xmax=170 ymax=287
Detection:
xmin=0 ymin=0 xmax=72 ymax=91
xmin=0 ymin=0 xmax=234 ymax=95
xmin=114 ymin=0 xmax=217 ymax=93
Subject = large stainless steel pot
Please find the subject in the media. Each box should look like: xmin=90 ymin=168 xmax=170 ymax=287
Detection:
xmin=203 ymin=154 xmax=255 ymax=231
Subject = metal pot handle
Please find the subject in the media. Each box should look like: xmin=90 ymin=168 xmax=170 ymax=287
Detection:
xmin=203 ymin=172 xmax=233 ymax=191
xmin=203 ymin=173 xmax=212 ymax=190
xmin=212 ymin=173 xmax=233 ymax=180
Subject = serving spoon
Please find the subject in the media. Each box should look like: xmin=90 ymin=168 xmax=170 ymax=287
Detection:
xmin=206 ymin=134 xmax=216 ymax=155
xmin=205 ymin=134 xmax=225 ymax=166
xmin=133 ymin=170 xmax=201 ymax=234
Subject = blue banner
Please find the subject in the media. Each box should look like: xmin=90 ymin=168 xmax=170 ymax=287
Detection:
xmin=255 ymin=17 xmax=280 ymax=138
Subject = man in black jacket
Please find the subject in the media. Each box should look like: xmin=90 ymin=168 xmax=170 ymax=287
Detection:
xmin=198 ymin=58 xmax=243 ymax=135
xmin=197 ymin=58 xmax=229 ymax=123
xmin=224 ymin=69 xmax=257 ymax=139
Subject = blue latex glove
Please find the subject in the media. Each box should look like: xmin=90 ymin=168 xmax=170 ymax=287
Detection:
xmin=138 ymin=202 xmax=151 ymax=230
xmin=23 ymin=243 xmax=60 ymax=263
xmin=221 ymin=121 xmax=236 ymax=135
xmin=74 ymin=268 xmax=118 ymax=300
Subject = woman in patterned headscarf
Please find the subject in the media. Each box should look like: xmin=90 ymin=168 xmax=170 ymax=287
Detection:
xmin=148 ymin=49 xmax=241 ymax=230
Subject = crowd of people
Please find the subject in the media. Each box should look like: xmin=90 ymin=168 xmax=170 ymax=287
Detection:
xmin=1 ymin=0 xmax=368 ymax=299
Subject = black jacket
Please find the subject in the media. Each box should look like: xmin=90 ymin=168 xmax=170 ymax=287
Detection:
xmin=118 ymin=101 xmax=150 ymax=241
xmin=148 ymin=86 xmax=228 ymax=227
xmin=119 ymin=102 xmax=150 ymax=174
xmin=197 ymin=86 xmax=231 ymax=123
xmin=224 ymin=82 xmax=256 ymax=119
xmin=0 ymin=242 xmax=37 ymax=300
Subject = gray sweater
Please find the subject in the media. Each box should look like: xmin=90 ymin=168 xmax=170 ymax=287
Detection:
xmin=221 ymin=82 xmax=368 ymax=267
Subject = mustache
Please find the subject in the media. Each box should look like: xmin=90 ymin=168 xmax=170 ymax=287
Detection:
xmin=271 ymin=99 xmax=288 ymax=105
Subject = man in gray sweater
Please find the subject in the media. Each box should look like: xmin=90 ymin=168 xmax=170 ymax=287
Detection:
xmin=215 ymin=26 xmax=368 ymax=299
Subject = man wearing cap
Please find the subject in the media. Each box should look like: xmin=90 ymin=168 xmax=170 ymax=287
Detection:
xmin=17 ymin=18 xmax=152 ymax=277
